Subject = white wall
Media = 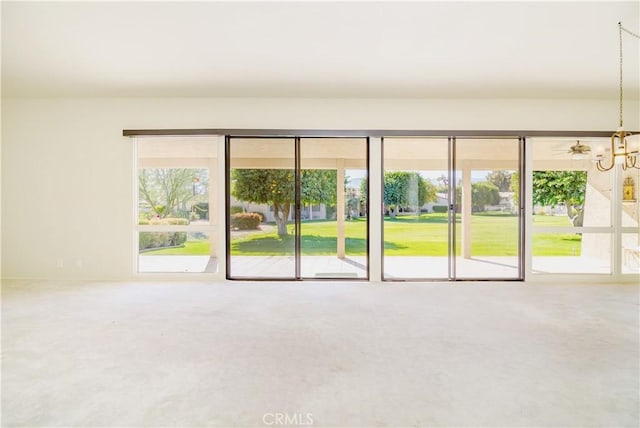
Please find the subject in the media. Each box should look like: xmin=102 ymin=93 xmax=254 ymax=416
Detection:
xmin=2 ymin=97 xmax=638 ymax=280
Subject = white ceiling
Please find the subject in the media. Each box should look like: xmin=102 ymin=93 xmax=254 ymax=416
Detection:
xmin=2 ymin=1 xmax=639 ymax=99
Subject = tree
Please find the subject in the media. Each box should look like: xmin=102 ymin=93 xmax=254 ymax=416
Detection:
xmin=138 ymin=168 xmax=208 ymax=219
xmin=301 ymin=170 xmax=337 ymax=206
xmin=301 ymin=170 xmax=337 ymax=220
xmin=436 ymin=174 xmax=449 ymax=192
xmin=360 ymin=177 xmax=368 ymax=209
xmin=423 ymin=179 xmax=437 ymax=207
xmin=511 ymin=172 xmax=520 ymax=205
xmin=232 ymin=169 xmax=294 ymax=236
xmin=231 ymin=169 xmax=337 ymax=236
xmin=472 ymin=181 xmax=500 ymax=211
xmin=383 ymin=172 xmax=435 ymax=215
xmin=486 ymin=170 xmax=513 ymax=192
xmin=532 ymin=171 xmax=587 ymax=226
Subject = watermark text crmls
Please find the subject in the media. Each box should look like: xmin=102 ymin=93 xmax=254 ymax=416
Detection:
xmin=262 ymin=412 xmax=314 ymax=426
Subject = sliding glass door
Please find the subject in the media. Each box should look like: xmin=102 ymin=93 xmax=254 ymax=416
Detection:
xmin=227 ymin=138 xmax=296 ymax=278
xmin=382 ymin=137 xmax=523 ymax=280
xmin=227 ymin=136 xmax=369 ymax=280
xmin=300 ymin=138 xmax=368 ymax=279
xmin=454 ymin=138 xmax=521 ymax=279
xmin=382 ymin=138 xmax=450 ymax=279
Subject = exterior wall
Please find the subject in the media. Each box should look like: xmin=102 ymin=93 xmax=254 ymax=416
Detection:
xmin=2 ymin=96 xmax=638 ymax=280
xmin=582 ymin=166 xmax=614 ymax=261
xmin=228 ymin=198 xmax=328 ymax=223
xmin=422 ymin=194 xmax=449 ymax=213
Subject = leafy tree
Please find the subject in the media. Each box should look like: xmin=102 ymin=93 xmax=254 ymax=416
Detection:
xmin=486 ymin=170 xmax=513 ymax=192
xmin=383 ymin=172 xmax=435 ymax=215
xmin=423 ymin=179 xmax=437 ymax=206
xmin=532 ymin=171 xmax=587 ymax=226
xmin=472 ymin=181 xmax=500 ymax=211
xmin=301 ymin=170 xmax=336 ymax=205
xmin=360 ymin=177 xmax=368 ymax=208
xmin=231 ymin=169 xmax=338 ymax=236
xmin=302 ymin=170 xmax=337 ymax=220
xmin=232 ymin=169 xmax=294 ymax=236
xmin=138 ymin=168 xmax=208 ymax=219
xmin=346 ymin=188 xmax=360 ymax=219
xmin=436 ymin=174 xmax=449 ymax=192
xmin=511 ymin=172 xmax=520 ymax=205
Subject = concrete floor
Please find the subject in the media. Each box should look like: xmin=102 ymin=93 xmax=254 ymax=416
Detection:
xmin=2 ymin=280 xmax=639 ymax=427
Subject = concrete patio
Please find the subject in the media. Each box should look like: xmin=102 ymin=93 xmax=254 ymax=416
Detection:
xmin=138 ymin=254 xmax=635 ymax=278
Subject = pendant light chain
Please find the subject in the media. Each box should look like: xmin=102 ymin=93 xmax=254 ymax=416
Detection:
xmin=619 ymin=23 xmax=623 ymax=128
xmin=620 ymin=25 xmax=640 ymax=39
xmin=619 ymin=23 xmax=640 ymax=129
xmin=596 ymin=22 xmax=640 ymax=171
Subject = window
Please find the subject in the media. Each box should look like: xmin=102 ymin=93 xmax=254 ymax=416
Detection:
xmin=135 ymin=137 xmax=218 ymax=274
xmin=530 ymin=137 xmax=613 ymax=275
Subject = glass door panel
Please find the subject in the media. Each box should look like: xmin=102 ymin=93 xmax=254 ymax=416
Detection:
xmin=299 ymin=138 xmax=368 ymax=278
xmin=227 ymin=138 xmax=296 ymax=279
xmin=454 ymin=138 xmax=521 ymax=279
xmin=382 ymin=138 xmax=450 ymax=279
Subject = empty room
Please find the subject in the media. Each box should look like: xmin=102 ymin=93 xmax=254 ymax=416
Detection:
xmin=2 ymin=1 xmax=639 ymax=427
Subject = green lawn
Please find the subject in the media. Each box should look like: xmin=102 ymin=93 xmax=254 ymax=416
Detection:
xmin=143 ymin=213 xmax=582 ymax=256
xmin=531 ymin=213 xmax=581 ymax=256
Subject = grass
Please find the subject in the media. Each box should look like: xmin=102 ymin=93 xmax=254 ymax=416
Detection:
xmin=143 ymin=213 xmax=582 ymax=257
xmin=531 ymin=214 xmax=581 ymax=256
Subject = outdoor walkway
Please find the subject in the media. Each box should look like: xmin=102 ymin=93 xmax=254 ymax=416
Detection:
xmin=139 ymin=256 xmax=218 ymax=273
xmin=139 ymin=255 xmax=630 ymax=277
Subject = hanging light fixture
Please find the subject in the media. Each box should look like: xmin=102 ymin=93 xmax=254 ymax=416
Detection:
xmin=595 ymin=22 xmax=640 ymax=171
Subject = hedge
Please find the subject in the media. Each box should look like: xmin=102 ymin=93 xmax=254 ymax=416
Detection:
xmin=139 ymin=231 xmax=187 ymax=250
xmin=138 ymin=217 xmax=189 ymax=251
xmin=432 ymin=205 xmax=448 ymax=213
xmin=231 ymin=213 xmax=261 ymax=230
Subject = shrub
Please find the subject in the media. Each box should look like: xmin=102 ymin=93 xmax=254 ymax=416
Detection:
xmin=432 ymin=205 xmax=448 ymax=213
xmin=231 ymin=213 xmax=261 ymax=230
xmin=139 ymin=231 xmax=186 ymax=250
xmin=248 ymin=211 xmax=265 ymax=222
xmin=148 ymin=217 xmax=189 ymax=226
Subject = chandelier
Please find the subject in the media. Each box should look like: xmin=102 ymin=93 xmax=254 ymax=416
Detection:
xmin=595 ymin=22 xmax=640 ymax=171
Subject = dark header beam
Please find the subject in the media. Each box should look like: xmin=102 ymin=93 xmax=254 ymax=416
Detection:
xmin=123 ymin=128 xmax=619 ymax=138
